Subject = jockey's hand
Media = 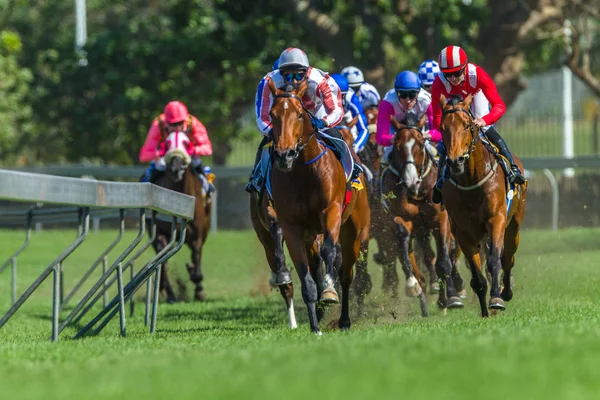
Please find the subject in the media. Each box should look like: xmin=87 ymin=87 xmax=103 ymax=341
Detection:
xmin=157 ymin=141 xmax=170 ymax=157
xmin=310 ymin=115 xmax=327 ymax=130
xmin=185 ymin=141 xmax=196 ymax=156
xmin=422 ymin=132 xmax=432 ymax=140
xmin=473 ymin=118 xmax=486 ymax=128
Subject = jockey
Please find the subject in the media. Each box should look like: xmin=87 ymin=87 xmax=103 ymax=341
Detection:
xmin=376 ymin=70 xmax=433 ymax=164
xmin=139 ymin=101 xmax=215 ymax=196
xmin=330 ymin=73 xmax=369 ymax=153
xmin=418 ymin=60 xmax=443 ymax=145
xmin=341 ymin=66 xmax=381 ymax=110
xmin=246 ymin=47 xmax=351 ymax=194
xmin=431 ymin=45 xmax=525 ymax=203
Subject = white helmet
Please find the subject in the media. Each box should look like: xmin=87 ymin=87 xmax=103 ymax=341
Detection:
xmin=341 ymin=66 xmax=364 ymax=88
xmin=278 ymin=48 xmax=310 ymax=70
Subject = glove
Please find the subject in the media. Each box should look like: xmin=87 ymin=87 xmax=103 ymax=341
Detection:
xmin=310 ymin=115 xmax=327 ymax=130
xmin=157 ymin=141 xmax=170 ymax=157
xmin=155 ymin=157 xmax=167 ymax=171
xmin=185 ymin=141 xmax=196 ymax=156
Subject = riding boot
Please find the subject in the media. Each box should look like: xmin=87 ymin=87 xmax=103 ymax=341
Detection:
xmin=432 ymin=151 xmax=446 ymax=204
xmin=322 ymin=128 xmax=363 ymax=180
xmin=245 ymin=135 xmax=272 ymax=193
xmin=485 ymin=127 xmax=526 ymax=185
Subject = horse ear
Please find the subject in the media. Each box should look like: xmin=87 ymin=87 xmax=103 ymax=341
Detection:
xmin=440 ymin=94 xmax=448 ymax=109
xmin=296 ymin=77 xmax=309 ymax=97
xmin=463 ymin=94 xmax=473 ymax=109
xmin=417 ymin=113 xmax=428 ymax=128
xmin=390 ymin=115 xmax=403 ymax=130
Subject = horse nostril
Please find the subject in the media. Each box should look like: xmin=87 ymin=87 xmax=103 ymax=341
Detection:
xmin=458 ymin=156 xmax=465 ymax=164
xmin=286 ymin=149 xmax=297 ymax=159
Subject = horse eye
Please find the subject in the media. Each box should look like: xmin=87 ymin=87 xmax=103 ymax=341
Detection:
xmin=297 ymin=114 xmax=304 ymax=120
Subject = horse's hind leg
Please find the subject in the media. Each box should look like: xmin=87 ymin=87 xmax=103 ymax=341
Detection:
xmin=394 ymin=218 xmax=427 ymax=317
xmin=269 ymin=220 xmax=292 ymax=286
xmin=501 ymin=218 xmax=521 ymax=302
xmin=450 ymin=240 xmax=467 ymax=298
xmin=486 ymin=215 xmax=507 ymax=311
xmin=432 ymin=217 xmax=463 ymax=310
xmin=417 ymin=233 xmax=439 ymax=293
xmin=459 ymin=239 xmax=488 ymax=317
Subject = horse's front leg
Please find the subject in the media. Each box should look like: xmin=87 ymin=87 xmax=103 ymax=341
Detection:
xmin=431 ymin=223 xmax=463 ymax=310
xmin=487 ymin=215 xmax=507 ymax=311
xmin=417 ymin=232 xmax=439 ymax=293
xmin=282 ymin=223 xmax=321 ymax=334
xmin=319 ymin=204 xmax=343 ymax=304
xmin=269 ymin=219 xmax=292 ymax=286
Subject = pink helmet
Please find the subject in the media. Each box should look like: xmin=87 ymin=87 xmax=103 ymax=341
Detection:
xmin=438 ymin=46 xmax=468 ymax=73
xmin=164 ymin=101 xmax=189 ymax=124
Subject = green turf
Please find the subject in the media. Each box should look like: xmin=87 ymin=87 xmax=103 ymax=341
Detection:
xmin=0 ymin=227 xmax=599 ymax=399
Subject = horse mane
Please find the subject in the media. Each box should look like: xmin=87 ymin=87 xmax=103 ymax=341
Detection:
xmin=448 ymin=95 xmax=464 ymax=107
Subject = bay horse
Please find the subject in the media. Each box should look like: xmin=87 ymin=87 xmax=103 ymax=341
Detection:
xmin=439 ymin=95 xmax=527 ymax=317
xmin=153 ymin=132 xmax=212 ymax=302
xmin=267 ymin=78 xmax=371 ymax=334
xmin=379 ymin=113 xmax=464 ymax=316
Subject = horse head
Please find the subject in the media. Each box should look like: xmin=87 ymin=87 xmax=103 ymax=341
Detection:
xmin=267 ymin=78 xmax=313 ymax=171
xmin=390 ymin=112 xmax=429 ymax=197
xmin=439 ymin=94 xmax=477 ymax=175
xmin=163 ymin=131 xmax=192 ymax=183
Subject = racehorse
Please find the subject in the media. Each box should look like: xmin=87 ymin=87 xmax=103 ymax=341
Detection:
xmin=152 ymin=132 xmax=212 ymax=302
xmin=267 ymin=78 xmax=371 ymax=334
xmin=379 ymin=114 xmax=465 ymax=315
xmin=439 ymin=94 xmax=527 ymax=317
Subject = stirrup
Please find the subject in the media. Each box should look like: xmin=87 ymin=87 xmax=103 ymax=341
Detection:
xmin=509 ymin=166 xmax=526 ymax=185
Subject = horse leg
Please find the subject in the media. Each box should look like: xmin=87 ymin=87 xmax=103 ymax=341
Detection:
xmin=352 ymin=219 xmax=371 ymax=318
xmin=458 ymin=238 xmax=488 ymax=317
xmin=486 ymin=215 xmax=507 ymax=311
xmin=269 ymin=219 xmax=292 ymax=286
xmin=394 ymin=218 xmax=427 ymax=317
xmin=450 ymin=240 xmax=467 ymax=298
xmin=417 ymin=233 xmax=439 ymax=294
xmin=282 ymin=224 xmax=320 ymax=334
xmin=379 ymin=218 xmax=399 ymax=297
xmin=186 ymin=238 xmax=206 ymax=301
xmin=500 ymin=218 xmax=520 ymax=303
xmin=153 ymin=235 xmax=177 ymax=304
xmin=432 ymin=223 xmax=463 ymax=310
xmin=306 ymin=241 xmax=327 ymax=322
xmin=319 ymin=205 xmax=343 ymax=304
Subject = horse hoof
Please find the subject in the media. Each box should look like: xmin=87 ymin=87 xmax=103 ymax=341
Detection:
xmin=320 ymin=289 xmax=339 ymax=304
xmin=446 ymin=296 xmax=464 ymax=309
xmin=274 ymin=271 xmax=292 ymax=286
xmin=458 ymin=289 xmax=468 ymax=299
xmin=313 ymin=329 xmax=323 ymax=336
xmin=488 ymin=297 xmax=505 ymax=310
xmin=429 ymin=282 xmax=440 ymax=294
xmin=501 ymin=288 xmax=513 ymax=302
xmin=339 ymin=320 xmax=351 ymax=330
xmin=405 ymin=276 xmax=423 ymax=298
xmin=194 ymin=290 xmax=206 ymax=302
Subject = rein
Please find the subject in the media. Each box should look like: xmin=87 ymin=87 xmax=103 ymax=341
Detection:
xmin=389 ymin=126 xmax=433 ymax=184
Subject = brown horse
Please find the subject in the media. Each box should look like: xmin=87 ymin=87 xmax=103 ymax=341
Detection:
xmin=153 ymin=133 xmax=212 ymax=302
xmin=379 ymin=114 xmax=464 ymax=315
xmin=267 ymin=78 xmax=371 ymax=334
xmin=439 ymin=95 xmax=527 ymax=317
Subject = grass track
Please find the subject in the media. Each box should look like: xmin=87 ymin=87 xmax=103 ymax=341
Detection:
xmin=0 ymin=228 xmax=599 ymax=399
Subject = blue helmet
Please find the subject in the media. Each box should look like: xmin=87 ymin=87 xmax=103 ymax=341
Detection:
xmin=394 ymin=71 xmax=421 ymax=91
xmin=418 ymin=60 xmax=440 ymax=86
xmin=331 ymin=73 xmax=349 ymax=93
xmin=272 ymin=58 xmax=279 ymax=71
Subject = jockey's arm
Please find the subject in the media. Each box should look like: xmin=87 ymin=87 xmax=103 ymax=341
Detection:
xmin=431 ymin=79 xmax=444 ymax=131
xmin=349 ymin=94 xmax=369 ymax=152
xmin=477 ymin=67 xmax=506 ymax=126
xmin=375 ymin=100 xmax=395 ymax=146
xmin=318 ymin=76 xmax=344 ymax=127
xmin=426 ymin=104 xmax=442 ymax=143
xmin=139 ymin=120 xmax=163 ymax=163
xmin=255 ymin=76 xmax=274 ymax=136
xmin=189 ymin=117 xmax=213 ymax=156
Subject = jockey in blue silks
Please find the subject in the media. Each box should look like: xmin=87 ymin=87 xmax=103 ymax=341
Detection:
xmin=331 ymin=73 xmax=370 ymax=154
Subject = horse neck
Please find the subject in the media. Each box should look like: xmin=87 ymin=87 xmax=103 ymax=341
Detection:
xmin=296 ymin=124 xmax=323 ymax=165
xmin=183 ymin=167 xmax=204 ymax=198
xmin=453 ymin=139 xmax=492 ymax=187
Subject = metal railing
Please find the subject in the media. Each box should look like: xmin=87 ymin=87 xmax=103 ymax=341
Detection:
xmin=0 ymin=169 xmax=195 ymax=341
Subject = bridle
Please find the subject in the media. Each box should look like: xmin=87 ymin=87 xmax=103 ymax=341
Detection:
xmin=271 ymin=92 xmax=317 ymax=162
xmin=388 ymin=126 xmax=432 ymax=186
xmin=440 ymin=106 xmax=479 ymax=161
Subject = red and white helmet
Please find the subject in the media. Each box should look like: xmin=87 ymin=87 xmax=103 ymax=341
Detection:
xmin=438 ymin=46 xmax=468 ymax=73
xmin=164 ymin=101 xmax=189 ymax=124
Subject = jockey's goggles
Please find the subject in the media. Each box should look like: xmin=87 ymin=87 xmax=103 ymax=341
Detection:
xmin=396 ymin=90 xmax=419 ymax=100
xmin=443 ymin=67 xmax=465 ymax=78
xmin=421 ymin=84 xmax=432 ymax=90
xmin=283 ymin=72 xmax=306 ymax=82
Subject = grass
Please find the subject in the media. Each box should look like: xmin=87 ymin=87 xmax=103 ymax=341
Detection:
xmin=0 ymin=227 xmax=599 ymax=399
